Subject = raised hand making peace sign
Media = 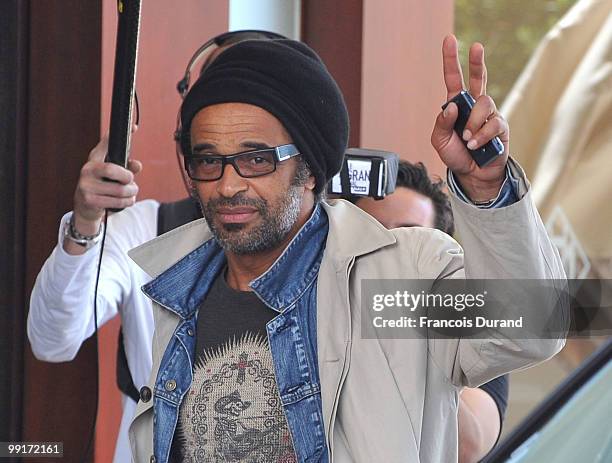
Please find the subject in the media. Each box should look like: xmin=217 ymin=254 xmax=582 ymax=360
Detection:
xmin=431 ymin=35 xmax=510 ymax=203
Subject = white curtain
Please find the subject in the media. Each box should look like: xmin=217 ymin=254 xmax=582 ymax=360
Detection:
xmin=501 ymin=0 xmax=612 ymax=276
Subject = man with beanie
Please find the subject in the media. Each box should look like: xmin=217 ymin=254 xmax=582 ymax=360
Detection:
xmin=128 ymin=36 xmax=565 ymax=462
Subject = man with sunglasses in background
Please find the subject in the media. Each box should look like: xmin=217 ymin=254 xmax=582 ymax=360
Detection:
xmin=124 ymin=36 xmax=565 ymax=462
xmin=27 ymin=30 xmax=282 ymax=463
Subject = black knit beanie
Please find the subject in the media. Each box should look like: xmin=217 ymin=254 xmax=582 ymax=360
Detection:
xmin=180 ymin=39 xmax=349 ymax=194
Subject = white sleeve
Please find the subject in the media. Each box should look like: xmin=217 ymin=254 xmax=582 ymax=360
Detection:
xmin=27 ymin=200 xmax=159 ymax=362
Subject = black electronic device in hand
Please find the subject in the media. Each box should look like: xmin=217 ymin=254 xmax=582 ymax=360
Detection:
xmin=106 ymin=0 xmax=142 ymax=169
xmin=442 ymin=90 xmax=504 ymax=167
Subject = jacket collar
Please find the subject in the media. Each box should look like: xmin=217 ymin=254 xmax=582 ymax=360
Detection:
xmin=320 ymin=199 xmax=396 ymax=265
xmin=128 ymin=199 xmax=398 ymax=318
xmin=128 ymin=217 xmax=215 ymax=278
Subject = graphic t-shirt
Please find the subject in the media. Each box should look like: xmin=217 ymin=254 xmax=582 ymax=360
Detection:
xmin=172 ymin=271 xmax=297 ymax=463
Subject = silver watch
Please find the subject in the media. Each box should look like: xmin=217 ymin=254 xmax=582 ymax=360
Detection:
xmin=64 ymin=215 xmax=103 ymax=250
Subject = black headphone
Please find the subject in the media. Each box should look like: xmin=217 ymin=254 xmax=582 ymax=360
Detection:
xmin=173 ymin=30 xmax=287 ymax=150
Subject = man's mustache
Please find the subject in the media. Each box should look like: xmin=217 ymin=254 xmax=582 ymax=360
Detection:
xmin=204 ymin=194 xmax=268 ymax=212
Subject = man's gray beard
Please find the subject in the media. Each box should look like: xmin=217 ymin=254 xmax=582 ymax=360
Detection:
xmin=200 ymin=185 xmax=304 ymax=255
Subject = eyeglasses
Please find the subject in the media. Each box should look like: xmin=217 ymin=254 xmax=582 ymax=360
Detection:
xmin=184 ymin=144 xmax=300 ymax=181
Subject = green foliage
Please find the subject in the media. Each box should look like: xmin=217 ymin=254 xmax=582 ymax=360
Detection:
xmin=455 ymin=0 xmax=578 ymax=103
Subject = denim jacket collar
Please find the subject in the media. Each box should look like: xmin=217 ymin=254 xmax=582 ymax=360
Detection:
xmin=141 ymin=238 xmax=226 ymax=320
xmin=250 ymin=204 xmax=327 ymax=312
xmin=141 ymin=203 xmax=328 ymax=319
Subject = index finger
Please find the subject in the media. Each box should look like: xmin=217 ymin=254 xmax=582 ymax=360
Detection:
xmin=442 ymin=34 xmax=465 ymax=99
xmin=93 ymin=161 xmax=135 ymax=185
xmin=88 ymin=136 xmax=109 ymax=162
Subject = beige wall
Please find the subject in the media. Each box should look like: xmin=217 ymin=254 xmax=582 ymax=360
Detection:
xmin=361 ymin=0 xmax=454 ymax=179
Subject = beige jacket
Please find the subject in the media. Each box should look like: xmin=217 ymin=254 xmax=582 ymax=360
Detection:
xmin=128 ymin=160 xmax=566 ymax=462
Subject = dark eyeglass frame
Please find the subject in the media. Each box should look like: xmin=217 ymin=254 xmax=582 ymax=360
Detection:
xmin=184 ymin=143 xmax=300 ymax=182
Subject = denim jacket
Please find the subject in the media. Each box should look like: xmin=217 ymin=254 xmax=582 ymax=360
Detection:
xmin=140 ymin=204 xmax=330 ymax=463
